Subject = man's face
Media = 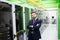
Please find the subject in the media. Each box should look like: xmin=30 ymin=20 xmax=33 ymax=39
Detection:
xmin=31 ymin=13 xmax=37 ymax=19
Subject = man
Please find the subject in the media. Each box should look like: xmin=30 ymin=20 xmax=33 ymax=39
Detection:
xmin=27 ymin=12 xmax=42 ymax=40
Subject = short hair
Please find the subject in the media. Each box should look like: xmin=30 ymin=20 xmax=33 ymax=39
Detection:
xmin=52 ymin=16 xmax=54 ymax=18
xmin=31 ymin=12 xmax=37 ymax=14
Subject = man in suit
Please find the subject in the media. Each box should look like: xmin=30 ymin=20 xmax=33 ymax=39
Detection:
xmin=27 ymin=12 xmax=42 ymax=40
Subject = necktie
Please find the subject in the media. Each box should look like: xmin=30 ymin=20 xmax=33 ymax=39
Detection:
xmin=33 ymin=19 xmax=35 ymax=24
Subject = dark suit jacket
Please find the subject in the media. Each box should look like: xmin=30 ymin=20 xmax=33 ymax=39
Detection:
xmin=27 ymin=18 xmax=42 ymax=39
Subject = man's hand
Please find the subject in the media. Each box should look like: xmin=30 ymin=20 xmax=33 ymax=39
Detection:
xmin=29 ymin=25 xmax=33 ymax=28
xmin=36 ymin=24 xmax=39 ymax=26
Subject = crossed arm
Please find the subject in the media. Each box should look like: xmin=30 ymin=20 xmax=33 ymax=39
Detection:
xmin=27 ymin=20 xmax=42 ymax=30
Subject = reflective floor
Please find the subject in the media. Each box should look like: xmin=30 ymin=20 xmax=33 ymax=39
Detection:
xmin=41 ymin=24 xmax=57 ymax=40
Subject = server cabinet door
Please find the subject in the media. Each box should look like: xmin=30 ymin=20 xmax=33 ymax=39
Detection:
xmin=0 ymin=2 xmax=13 ymax=40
